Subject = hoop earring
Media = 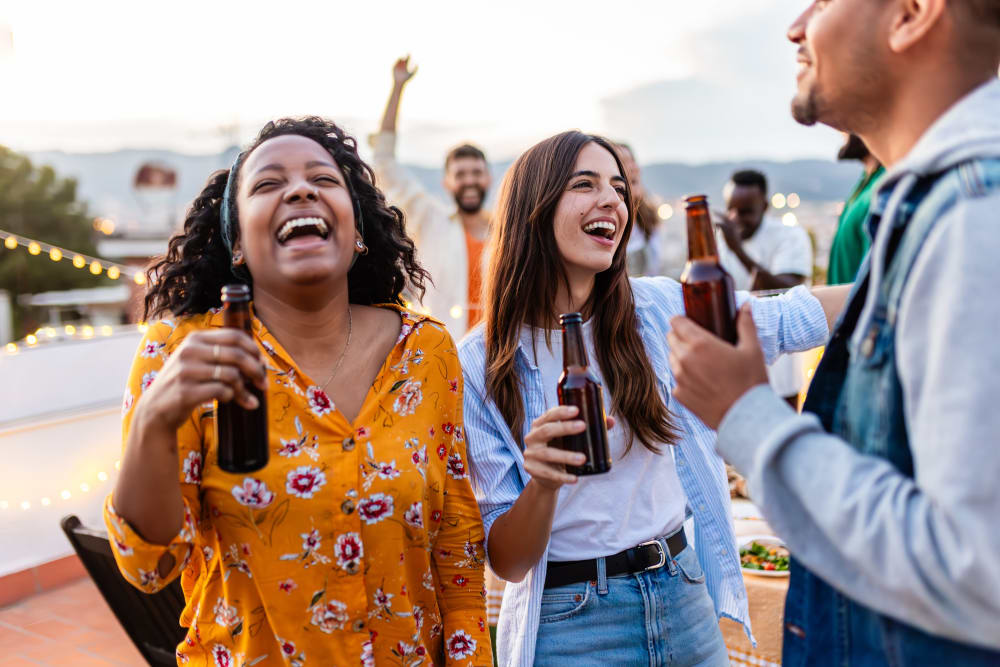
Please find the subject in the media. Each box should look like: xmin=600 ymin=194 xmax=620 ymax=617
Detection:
xmin=232 ymin=251 xmax=245 ymax=266
xmin=355 ymin=239 xmax=369 ymax=256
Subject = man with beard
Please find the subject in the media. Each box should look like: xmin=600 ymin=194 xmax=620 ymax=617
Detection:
xmin=667 ymin=0 xmax=1000 ymax=663
xmin=371 ymin=56 xmax=491 ymax=335
xmin=828 ymin=134 xmax=884 ymax=285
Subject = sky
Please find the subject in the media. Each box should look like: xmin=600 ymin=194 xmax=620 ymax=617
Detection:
xmin=0 ymin=0 xmax=844 ymax=164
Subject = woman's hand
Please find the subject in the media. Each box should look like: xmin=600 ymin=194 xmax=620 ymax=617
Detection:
xmin=523 ymin=405 xmax=615 ymax=491
xmin=138 ymin=329 xmax=267 ymax=433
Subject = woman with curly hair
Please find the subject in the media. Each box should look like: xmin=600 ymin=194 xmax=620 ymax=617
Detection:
xmin=105 ymin=117 xmax=491 ymax=666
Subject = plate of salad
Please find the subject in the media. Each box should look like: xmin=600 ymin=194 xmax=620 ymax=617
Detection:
xmin=739 ymin=535 xmax=790 ymax=577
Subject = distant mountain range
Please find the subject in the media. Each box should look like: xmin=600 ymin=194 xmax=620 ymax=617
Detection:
xmin=25 ymin=148 xmax=863 ymax=225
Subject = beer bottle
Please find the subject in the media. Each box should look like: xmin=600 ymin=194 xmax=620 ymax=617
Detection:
xmin=555 ymin=313 xmax=611 ymax=476
xmin=680 ymin=195 xmax=738 ymax=344
xmin=216 ymin=284 xmax=269 ymax=473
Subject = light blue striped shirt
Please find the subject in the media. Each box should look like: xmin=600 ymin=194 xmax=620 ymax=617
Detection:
xmin=458 ymin=277 xmax=829 ymax=667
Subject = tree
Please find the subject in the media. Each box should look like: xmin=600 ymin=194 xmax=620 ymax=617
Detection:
xmin=0 ymin=145 xmax=108 ymax=337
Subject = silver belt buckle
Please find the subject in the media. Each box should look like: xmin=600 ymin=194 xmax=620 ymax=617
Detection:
xmin=638 ymin=539 xmax=667 ymax=572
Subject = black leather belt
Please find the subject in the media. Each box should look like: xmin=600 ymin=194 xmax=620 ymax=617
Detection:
xmin=544 ymin=529 xmax=687 ymax=589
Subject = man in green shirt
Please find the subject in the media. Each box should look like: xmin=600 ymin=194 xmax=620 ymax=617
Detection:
xmin=827 ymin=134 xmax=884 ymax=285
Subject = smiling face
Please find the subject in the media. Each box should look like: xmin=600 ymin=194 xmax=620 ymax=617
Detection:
xmin=787 ymin=0 xmax=890 ymax=131
xmin=233 ymin=134 xmax=359 ymax=292
xmin=551 ymin=142 xmax=630 ymax=282
xmin=725 ymin=183 xmax=768 ymax=239
xmin=444 ymin=156 xmax=490 ymax=214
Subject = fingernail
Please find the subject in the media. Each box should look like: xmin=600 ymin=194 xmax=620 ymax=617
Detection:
xmin=248 ymin=396 xmax=259 ymax=410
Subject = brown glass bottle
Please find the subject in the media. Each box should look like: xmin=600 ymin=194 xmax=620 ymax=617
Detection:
xmin=555 ymin=313 xmax=611 ymax=476
xmin=680 ymin=195 xmax=738 ymax=344
xmin=215 ymin=284 xmax=269 ymax=473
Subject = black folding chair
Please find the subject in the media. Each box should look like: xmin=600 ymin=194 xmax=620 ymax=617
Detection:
xmin=60 ymin=515 xmax=186 ymax=666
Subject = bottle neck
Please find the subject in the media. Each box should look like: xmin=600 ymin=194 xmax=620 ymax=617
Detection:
xmin=222 ymin=301 xmax=253 ymax=333
xmin=561 ymin=321 xmax=589 ymax=369
xmin=686 ymin=204 xmax=720 ymax=261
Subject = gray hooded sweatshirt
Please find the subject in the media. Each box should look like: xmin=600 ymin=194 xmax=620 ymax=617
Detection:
xmin=716 ymin=77 xmax=1000 ymax=649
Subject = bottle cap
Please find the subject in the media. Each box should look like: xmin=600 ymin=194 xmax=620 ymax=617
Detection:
xmin=684 ymin=194 xmax=708 ymax=210
xmin=221 ymin=283 xmax=251 ymax=302
xmin=559 ymin=312 xmax=583 ymax=325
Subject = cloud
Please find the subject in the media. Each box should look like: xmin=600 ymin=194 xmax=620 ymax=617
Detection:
xmin=601 ymin=0 xmax=843 ymax=162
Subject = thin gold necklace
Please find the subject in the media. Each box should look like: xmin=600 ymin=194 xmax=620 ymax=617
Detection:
xmin=320 ymin=306 xmax=352 ymax=391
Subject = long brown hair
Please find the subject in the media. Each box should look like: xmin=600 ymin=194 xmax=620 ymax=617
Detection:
xmin=483 ymin=131 xmax=680 ymax=453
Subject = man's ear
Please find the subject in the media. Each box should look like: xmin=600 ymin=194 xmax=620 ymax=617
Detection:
xmin=887 ymin=0 xmax=947 ymax=53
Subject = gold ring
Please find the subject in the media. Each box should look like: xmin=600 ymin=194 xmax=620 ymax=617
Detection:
xmin=213 ymin=365 xmax=222 ymax=380
xmin=213 ymin=344 xmax=221 ymax=360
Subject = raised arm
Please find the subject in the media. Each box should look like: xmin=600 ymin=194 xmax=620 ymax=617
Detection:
xmin=379 ymin=56 xmax=417 ymax=134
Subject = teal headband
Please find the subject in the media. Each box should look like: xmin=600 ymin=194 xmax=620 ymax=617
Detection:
xmin=219 ymin=153 xmax=243 ymax=270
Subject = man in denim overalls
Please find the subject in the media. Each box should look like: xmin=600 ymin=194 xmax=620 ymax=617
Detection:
xmin=666 ymin=0 xmax=1000 ymax=663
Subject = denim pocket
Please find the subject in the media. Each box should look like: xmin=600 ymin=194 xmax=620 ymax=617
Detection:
xmin=673 ymin=546 xmax=706 ymax=584
xmin=539 ymin=581 xmax=591 ymax=623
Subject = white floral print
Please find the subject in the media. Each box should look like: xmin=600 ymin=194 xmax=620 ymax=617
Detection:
xmin=182 ymin=451 xmax=202 ymax=484
xmin=404 ymin=501 xmax=424 ymax=528
xmin=286 ymin=466 xmax=326 ymax=499
xmin=358 ymin=493 xmax=394 ymax=525
xmin=392 ymin=379 xmax=423 ymax=416
xmin=334 ymin=532 xmax=363 ymax=572
xmin=306 ymin=386 xmax=334 ymax=417
xmin=310 ymin=599 xmax=348 ymax=633
xmin=231 ymin=478 xmax=274 ymax=508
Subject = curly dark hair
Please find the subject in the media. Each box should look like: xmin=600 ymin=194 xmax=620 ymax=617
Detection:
xmin=143 ymin=116 xmax=429 ymax=319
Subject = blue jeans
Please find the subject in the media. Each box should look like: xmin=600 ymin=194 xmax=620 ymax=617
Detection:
xmin=534 ymin=544 xmax=729 ymax=666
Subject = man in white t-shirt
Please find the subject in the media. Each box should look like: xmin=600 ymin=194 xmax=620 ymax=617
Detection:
xmin=716 ymin=169 xmax=813 ymax=407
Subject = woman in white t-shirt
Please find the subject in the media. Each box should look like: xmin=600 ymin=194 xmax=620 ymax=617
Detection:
xmin=457 ymin=131 xmax=830 ymax=665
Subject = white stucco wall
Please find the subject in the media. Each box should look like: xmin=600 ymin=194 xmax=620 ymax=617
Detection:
xmin=0 ymin=331 xmax=142 ymax=576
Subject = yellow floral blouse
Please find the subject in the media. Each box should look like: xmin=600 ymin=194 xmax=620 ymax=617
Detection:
xmin=104 ymin=305 xmax=491 ymax=667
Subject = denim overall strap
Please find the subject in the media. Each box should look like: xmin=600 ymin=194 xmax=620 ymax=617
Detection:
xmin=784 ymin=158 xmax=1000 ymax=666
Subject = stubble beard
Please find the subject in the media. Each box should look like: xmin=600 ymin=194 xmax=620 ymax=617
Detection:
xmin=791 ymin=87 xmax=821 ymax=126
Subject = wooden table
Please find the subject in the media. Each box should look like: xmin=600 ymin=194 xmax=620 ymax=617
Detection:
xmin=723 ymin=513 xmax=789 ymax=666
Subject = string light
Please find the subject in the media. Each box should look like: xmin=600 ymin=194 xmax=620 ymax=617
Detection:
xmin=0 ymin=227 xmax=146 ymax=283
xmin=4 ymin=322 xmax=149 ymax=355
xmin=0 ymin=470 xmax=119 ymax=512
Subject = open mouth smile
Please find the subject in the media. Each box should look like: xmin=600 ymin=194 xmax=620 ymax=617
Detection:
xmin=582 ymin=219 xmax=617 ymax=241
xmin=276 ymin=217 xmax=330 ymax=245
